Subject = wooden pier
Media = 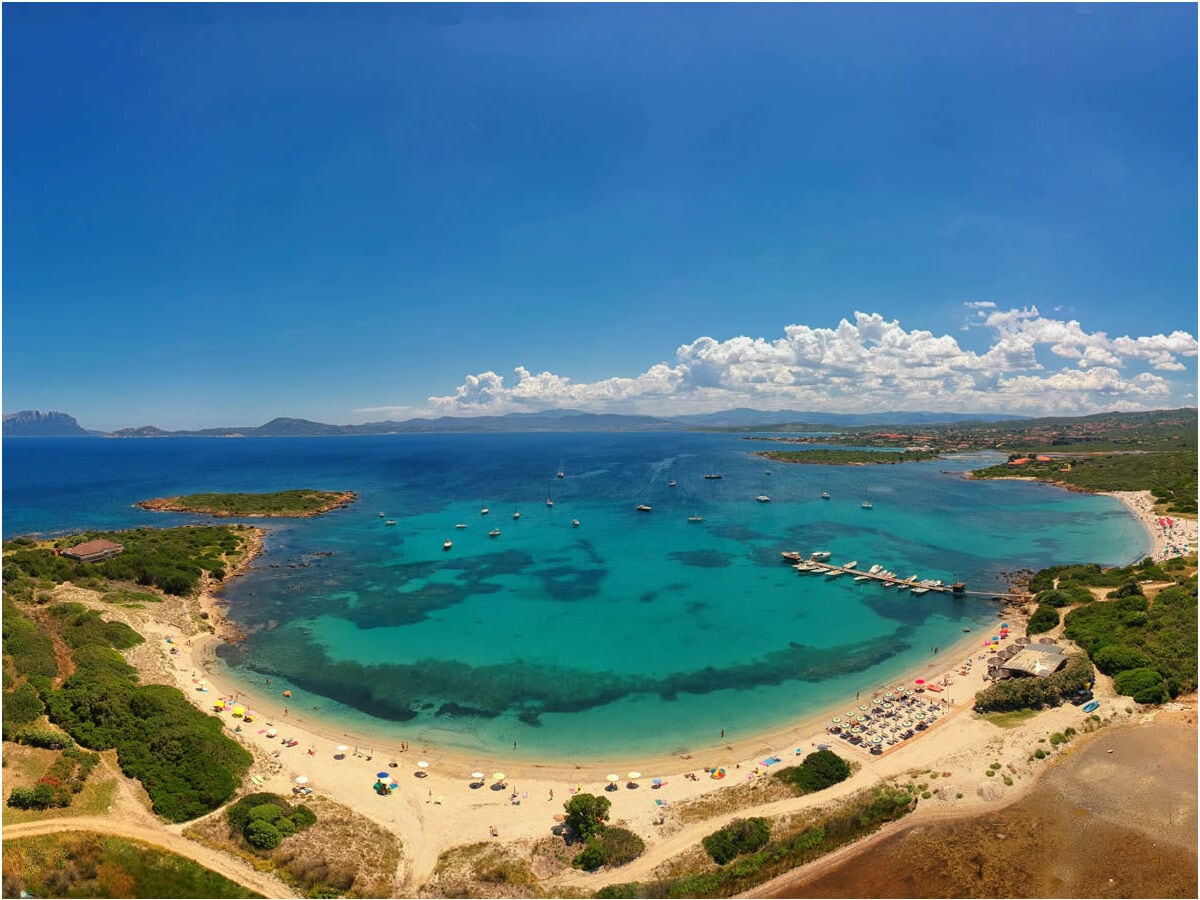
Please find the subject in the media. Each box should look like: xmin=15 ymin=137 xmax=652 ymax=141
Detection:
xmin=781 ymin=552 xmax=1030 ymax=600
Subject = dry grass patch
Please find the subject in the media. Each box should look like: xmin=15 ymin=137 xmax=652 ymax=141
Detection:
xmin=425 ymin=841 xmax=539 ymax=898
xmin=674 ymin=774 xmax=793 ymax=824
xmin=184 ymin=793 xmax=400 ymax=898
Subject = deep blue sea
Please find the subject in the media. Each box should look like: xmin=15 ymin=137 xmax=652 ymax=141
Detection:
xmin=3 ymin=433 xmax=1149 ymax=760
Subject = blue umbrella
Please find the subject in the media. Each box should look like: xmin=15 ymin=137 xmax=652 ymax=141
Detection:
xmin=376 ymin=771 xmax=390 ymax=780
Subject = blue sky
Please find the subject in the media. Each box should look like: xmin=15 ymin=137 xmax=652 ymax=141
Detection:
xmin=4 ymin=3 xmax=1196 ymax=431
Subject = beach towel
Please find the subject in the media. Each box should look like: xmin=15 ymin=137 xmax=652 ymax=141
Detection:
xmin=761 ymin=756 xmax=781 ymax=766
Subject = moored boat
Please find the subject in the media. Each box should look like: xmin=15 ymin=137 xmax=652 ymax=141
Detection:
xmin=443 ymin=540 xmax=452 ymax=551
xmin=688 ymin=515 xmax=704 ymax=522
xmin=820 ymin=491 xmax=831 ymax=499
xmin=636 ymin=504 xmax=652 ymax=512
xmin=810 ymin=551 xmax=832 ymax=561
xmin=704 ymin=474 xmax=723 ymax=480
xmin=861 ymin=501 xmax=873 ymax=509
xmin=572 ymin=519 xmax=580 ymax=527
xmin=756 ymin=495 xmax=771 ymax=503
xmin=488 ymin=529 xmax=501 ymax=537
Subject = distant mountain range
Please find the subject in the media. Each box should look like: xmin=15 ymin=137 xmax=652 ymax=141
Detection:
xmin=4 ymin=407 xmax=1029 ymax=437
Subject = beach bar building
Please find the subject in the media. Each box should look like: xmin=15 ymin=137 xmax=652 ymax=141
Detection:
xmin=1001 ymin=643 xmax=1068 ymax=679
xmin=60 ymin=539 xmax=124 ymax=563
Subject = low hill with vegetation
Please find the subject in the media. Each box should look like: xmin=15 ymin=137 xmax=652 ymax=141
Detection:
xmin=136 ymin=489 xmax=356 ymax=518
xmin=970 ymin=450 xmax=1197 ymax=514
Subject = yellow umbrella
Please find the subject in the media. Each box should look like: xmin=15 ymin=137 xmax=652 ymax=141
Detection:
xmin=492 ymin=772 xmax=506 ymax=782
xmin=232 ymin=705 xmax=245 ymax=717
xmin=627 ymin=771 xmax=642 ymax=781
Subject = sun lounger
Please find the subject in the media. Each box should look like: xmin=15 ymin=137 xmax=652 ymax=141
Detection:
xmin=250 ymin=775 xmax=264 ymax=786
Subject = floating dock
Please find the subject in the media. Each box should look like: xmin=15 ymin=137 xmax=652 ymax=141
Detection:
xmin=780 ymin=552 xmax=965 ymax=594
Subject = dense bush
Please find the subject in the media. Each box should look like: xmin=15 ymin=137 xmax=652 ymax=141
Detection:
xmin=47 ymin=603 xmax=143 ymax=651
xmin=225 ymin=793 xmax=316 ymax=852
xmin=1064 ymin=579 xmax=1197 ymax=698
xmin=47 ymin=654 xmax=251 ymax=822
xmin=1092 ymin=644 xmax=1151 ymax=675
xmin=2 ymin=597 xmax=59 ymax=689
xmin=1026 ymin=604 xmax=1060 ymax=635
xmin=3 ymin=682 xmax=46 ymax=725
xmin=563 ymin=792 xmax=611 ymax=840
xmin=773 ymin=749 xmax=852 ymax=794
xmin=1113 ymin=668 xmax=1170 ymax=704
xmin=8 ymin=726 xmax=76 ymax=750
xmin=597 ymin=827 xmax=646 ymax=867
xmin=702 ymin=818 xmax=771 ymax=865
xmin=573 ymin=838 xmax=607 ymax=871
xmin=1106 ymin=581 xmax=1145 ymax=600
xmin=1035 ymin=585 xmax=1095 ymax=608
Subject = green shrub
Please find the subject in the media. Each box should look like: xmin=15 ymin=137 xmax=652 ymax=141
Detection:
xmin=573 ymin=837 xmax=607 ymax=871
xmin=1113 ymin=667 xmax=1170 ymax=704
xmin=1027 ymin=604 xmax=1060 ymax=635
xmin=774 ymin=749 xmax=852 ymax=794
xmin=1093 ymin=644 xmax=1150 ymax=675
xmin=3 ymin=682 xmax=46 ymax=725
xmin=10 ymin=726 xmax=75 ymax=750
xmin=245 ymin=820 xmax=283 ymax=850
xmin=597 ymin=826 xmax=646 ymax=867
xmin=702 ymin=817 xmax=770 ymax=865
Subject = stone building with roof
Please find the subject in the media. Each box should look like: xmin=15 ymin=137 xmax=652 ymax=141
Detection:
xmin=60 ymin=538 xmax=124 ymax=563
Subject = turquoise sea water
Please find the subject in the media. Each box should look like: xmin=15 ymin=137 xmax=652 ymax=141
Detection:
xmin=3 ymin=433 xmax=1150 ymax=760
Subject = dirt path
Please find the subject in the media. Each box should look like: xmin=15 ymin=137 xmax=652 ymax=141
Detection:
xmin=3 ymin=817 xmax=298 ymax=898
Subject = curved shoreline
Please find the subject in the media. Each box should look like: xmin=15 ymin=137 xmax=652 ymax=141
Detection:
xmin=117 ymin=490 xmax=1181 ymax=891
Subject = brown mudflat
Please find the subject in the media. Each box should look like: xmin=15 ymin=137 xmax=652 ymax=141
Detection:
xmin=768 ymin=715 xmax=1197 ymax=899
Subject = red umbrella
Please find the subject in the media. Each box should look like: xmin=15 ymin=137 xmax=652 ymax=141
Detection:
xmin=914 ymin=678 xmax=926 ymax=685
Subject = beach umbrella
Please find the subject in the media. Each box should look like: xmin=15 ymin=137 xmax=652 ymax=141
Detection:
xmin=377 ymin=771 xmax=390 ymax=780
xmin=492 ymin=772 xmax=506 ymax=782
xmin=627 ymin=771 xmax=641 ymax=782
xmin=295 ymin=776 xmax=309 ymax=785
xmin=831 ymin=717 xmax=841 ymax=724
xmin=471 ymin=771 xmax=485 ymax=782
xmin=266 ymin=728 xmax=277 ymax=738
xmin=417 ymin=760 xmax=430 ymax=770
xmin=336 ymin=745 xmax=349 ymax=756
xmin=914 ymin=678 xmax=925 ymax=686
xmin=606 ymin=774 xmax=619 ymax=783
xmin=232 ymin=705 xmax=246 ymax=717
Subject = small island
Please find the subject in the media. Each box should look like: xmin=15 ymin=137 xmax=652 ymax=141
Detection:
xmin=136 ymin=489 xmax=357 ymax=518
xmin=755 ymin=448 xmax=942 ymax=466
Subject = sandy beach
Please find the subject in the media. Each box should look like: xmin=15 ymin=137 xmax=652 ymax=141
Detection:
xmin=1103 ymin=489 xmax=1197 ymax=561
xmin=89 ymin=491 xmax=1195 ymax=894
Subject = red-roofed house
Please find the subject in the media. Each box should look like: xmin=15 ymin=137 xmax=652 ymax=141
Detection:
xmin=1007 ymin=458 xmax=1032 ymax=466
xmin=61 ymin=539 xmax=124 ymax=563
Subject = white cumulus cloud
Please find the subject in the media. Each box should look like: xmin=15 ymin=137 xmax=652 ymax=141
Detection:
xmin=416 ymin=306 xmax=1196 ymax=418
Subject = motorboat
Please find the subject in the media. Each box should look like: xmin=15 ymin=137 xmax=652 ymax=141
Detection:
xmin=668 ymin=480 xmax=677 ymax=487
xmin=513 ymin=511 xmax=521 ymax=519
xmin=704 ymin=474 xmax=723 ymax=480
xmin=861 ymin=501 xmax=873 ymax=509
xmin=546 ymin=498 xmax=554 ymax=507
xmin=455 ymin=523 xmax=467 ymax=529
xmin=688 ymin=515 xmax=704 ymax=522
xmin=443 ymin=541 xmax=452 ymax=551
xmin=481 ymin=507 xmax=489 ymax=515
xmin=820 ymin=491 xmax=831 ymax=499
xmin=853 ymin=574 xmax=871 ymax=582
xmin=385 ymin=520 xmax=396 ymax=526
xmin=843 ymin=561 xmax=858 ymax=569
xmin=488 ymin=529 xmax=501 ymax=537
xmin=636 ymin=504 xmax=652 ymax=512
xmin=755 ymin=495 xmax=771 ymax=503
xmin=810 ymin=551 xmax=832 ymax=561
xmin=572 ymin=519 xmax=580 ymax=527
